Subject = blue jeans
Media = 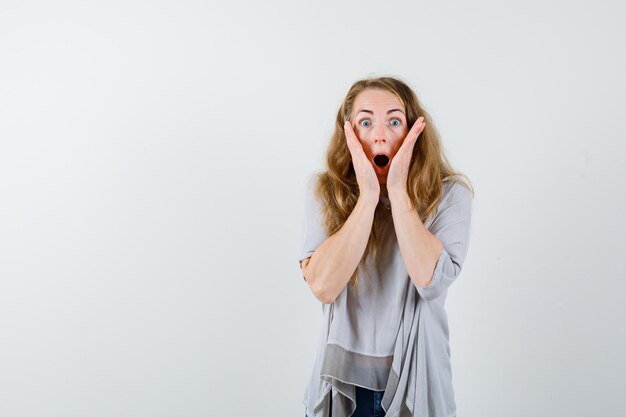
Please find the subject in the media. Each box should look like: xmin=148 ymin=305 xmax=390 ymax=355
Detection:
xmin=306 ymin=386 xmax=386 ymax=417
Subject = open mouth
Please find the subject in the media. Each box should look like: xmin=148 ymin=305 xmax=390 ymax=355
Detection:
xmin=373 ymin=154 xmax=390 ymax=168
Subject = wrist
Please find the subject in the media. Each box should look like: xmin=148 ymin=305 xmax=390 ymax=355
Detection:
xmin=358 ymin=192 xmax=380 ymax=207
xmin=387 ymin=186 xmax=408 ymax=201
xmin=388 ymin=188 xmax=413 ymax=210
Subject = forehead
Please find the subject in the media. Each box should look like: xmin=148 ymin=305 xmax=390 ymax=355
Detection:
xmin=353 ymin=88 xmax=404 ymax=111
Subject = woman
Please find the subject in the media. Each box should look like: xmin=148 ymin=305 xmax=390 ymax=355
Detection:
xmin=299 ymin=76 xmax=474 ymax=417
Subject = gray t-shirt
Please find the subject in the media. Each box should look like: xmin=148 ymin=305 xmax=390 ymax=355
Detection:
xmin=299 ymin=176 xmax=473 ymax=417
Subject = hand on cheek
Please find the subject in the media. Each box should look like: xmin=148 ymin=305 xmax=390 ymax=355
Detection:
xmin=386 ymin=117 xmax=425 ymax=193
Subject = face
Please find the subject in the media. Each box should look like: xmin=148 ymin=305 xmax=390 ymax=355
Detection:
xmin=349 ymin=88 xmax=409 ymax=185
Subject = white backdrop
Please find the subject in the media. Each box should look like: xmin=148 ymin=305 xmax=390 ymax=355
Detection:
xmin=1 ymin=1 xmax=624 ymax=416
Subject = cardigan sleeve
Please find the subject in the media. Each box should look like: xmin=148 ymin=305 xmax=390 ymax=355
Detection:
xmin=414 ymin=181 xmax=473 ymax=301
xmin=298 ymin=177 xmax=328 ymax=277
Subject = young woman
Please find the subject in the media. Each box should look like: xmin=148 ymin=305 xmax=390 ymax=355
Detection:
xmin=299 ymin=76 xmax=474 ymax=417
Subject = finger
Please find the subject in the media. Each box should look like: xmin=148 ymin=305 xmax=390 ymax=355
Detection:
xmin=344 ymin=121 xmax=356 ymax=152
xmin=344 ymin=121 xmax=367 ymax=158
xmin=394 ymin=127 xmax=421 ymax=164
xmin=407 ymin=116 xmax=425 ymax=142
xmin=397 ymin=118 xmax=425 ymax=155
xmin=344 ymin=121 xmax=359 ymax=147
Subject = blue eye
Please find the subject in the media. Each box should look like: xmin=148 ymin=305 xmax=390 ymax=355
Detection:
xmin=359 ymin=119 xmax=371 ymax=127
xmin=390 ymin=118 xmax=401 ymax=126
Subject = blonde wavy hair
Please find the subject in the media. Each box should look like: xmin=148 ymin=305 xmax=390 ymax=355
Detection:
xmin=310 ymin=76 xmax=474 ymax=291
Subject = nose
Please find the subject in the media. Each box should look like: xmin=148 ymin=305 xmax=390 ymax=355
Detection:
xmin=373 ymin=123 xmax=387 ymax=144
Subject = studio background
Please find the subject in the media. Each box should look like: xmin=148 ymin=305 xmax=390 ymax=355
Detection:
xmin=0 ymin=1 xmax=624 ymax=416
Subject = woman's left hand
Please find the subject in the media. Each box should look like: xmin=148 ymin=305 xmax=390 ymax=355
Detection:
xmin=386 ymin=116 xmax=426 ymax=193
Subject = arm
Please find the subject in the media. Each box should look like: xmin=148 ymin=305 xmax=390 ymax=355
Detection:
xmin=389 ymin=189 xmax=444 ymax=289
xmin=303 ymin=194 xmax=378 ymax=304
xmin=389 ymin=182 xmax=473 ymax=301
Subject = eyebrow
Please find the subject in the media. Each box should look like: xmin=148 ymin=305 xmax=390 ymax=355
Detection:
xmin=356 ymin=108 xmax=405 ymax=116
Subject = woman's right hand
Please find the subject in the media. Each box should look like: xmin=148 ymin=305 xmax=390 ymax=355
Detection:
xmin=344 ymin=121 xmax=380 ymax=201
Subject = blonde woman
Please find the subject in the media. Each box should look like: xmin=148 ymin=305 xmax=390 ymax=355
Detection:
xmin=299 ymin=76 xmax=474 ymax=417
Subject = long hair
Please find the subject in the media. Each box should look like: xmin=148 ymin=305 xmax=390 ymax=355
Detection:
xmin=312 ymin=76 xmax=474 ymax=291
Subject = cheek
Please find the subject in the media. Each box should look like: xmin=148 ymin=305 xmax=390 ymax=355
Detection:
xmin=393 ymin=139 xmax=405 ymax=154
xmin=361 ymin=142 xmax=372 ymax=159
xmin=355 ymin=129 xmax=369 ymax=142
